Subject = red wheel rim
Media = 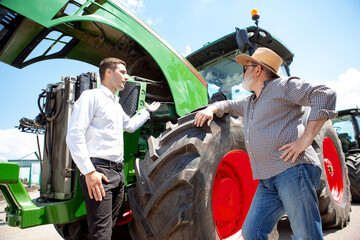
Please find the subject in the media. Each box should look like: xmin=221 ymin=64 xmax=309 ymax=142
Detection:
xmin=323 ymin=137 xmax=344 ymax=202
xmin=212 ymin=150 xmax=259 ymax=239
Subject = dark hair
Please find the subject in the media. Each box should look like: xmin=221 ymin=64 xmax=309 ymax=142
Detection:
xmin=99 ymin=57 xmax=126 ymax=80
xmin=262 ymin=67 xmax=278 ymax=79
xmin=249 ymin=61 xmax=278 ymax=79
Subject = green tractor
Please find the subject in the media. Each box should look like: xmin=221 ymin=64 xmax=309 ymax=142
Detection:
xmin=333 ymin=108 xmax=360 ymax=202
xmin=0 ymin=0 xmax=351 ymax=239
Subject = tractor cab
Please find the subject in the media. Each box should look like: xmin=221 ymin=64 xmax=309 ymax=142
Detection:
xmin=187 ymin=10 xmax=294 ymax=102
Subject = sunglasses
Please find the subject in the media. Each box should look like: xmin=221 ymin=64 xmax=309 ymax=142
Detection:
xmin=243 ymin=64 xmax=258 ymax=74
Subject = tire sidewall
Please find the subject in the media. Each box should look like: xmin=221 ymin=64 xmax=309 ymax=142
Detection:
xmin=315 ymin=121 xmax=351 ymax=227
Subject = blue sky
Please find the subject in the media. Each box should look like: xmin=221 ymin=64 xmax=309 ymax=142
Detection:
xmin=1 ymin=0 xmax=360 ymax=161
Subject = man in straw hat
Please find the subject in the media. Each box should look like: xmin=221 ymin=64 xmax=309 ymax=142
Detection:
xmin=194 ymin=47 xmax=337 ymax=239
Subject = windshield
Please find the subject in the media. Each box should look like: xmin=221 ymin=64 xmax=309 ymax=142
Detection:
xmin=356 ymin=115 xmax=360 ymax=131
xmin=199 ymin=52 xmax=249 ymax=101
xmin=199 ymin=51 xmax=289 ymax=101
xmin=333 ymin=114 xmax=359 ymax=151
xmin=333 ymin=115 xmax=356 ymax=141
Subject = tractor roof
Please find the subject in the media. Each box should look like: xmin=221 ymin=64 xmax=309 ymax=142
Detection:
xmin=337 ymin=108 xmax=360 ymax=116
xmin=187 ymin=26 xmax=294 ymax=70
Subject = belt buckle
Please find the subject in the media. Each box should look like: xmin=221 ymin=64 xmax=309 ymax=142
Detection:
xmin=116 ymin=162 xmax=123 ymax=171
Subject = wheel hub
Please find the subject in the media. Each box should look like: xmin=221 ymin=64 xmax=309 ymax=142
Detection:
xmin=325 ymin=159 xmax=334 ymax=176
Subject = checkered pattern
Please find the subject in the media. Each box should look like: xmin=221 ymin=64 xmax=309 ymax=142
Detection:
xmin=214 ymin=77 xmax=337 ymax=179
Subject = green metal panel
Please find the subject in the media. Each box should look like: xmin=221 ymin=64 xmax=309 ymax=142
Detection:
xmin=122 ymin=79 xmax=146 ymax=186
xmin=1 ymin=0 xmax=69 ymax=25
xmin=0 ymin=163 xmax=20 ymax=184
xmin=0 ymin=163 xmax=86 ymax=228
xmin=0 ymin=0 xmax=208 ymax=116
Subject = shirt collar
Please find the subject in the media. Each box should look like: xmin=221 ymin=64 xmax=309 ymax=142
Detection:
xmin=252 ymin=78 xmax=278 ymax=101
xmin=98 ymin=85 xmax=119 ymax=102
xmin=263 ymin=78 xmax=273 ymax=87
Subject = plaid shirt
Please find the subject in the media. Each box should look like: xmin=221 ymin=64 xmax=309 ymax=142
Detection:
xmin=214 ymin=77 xmax=337 ymax=179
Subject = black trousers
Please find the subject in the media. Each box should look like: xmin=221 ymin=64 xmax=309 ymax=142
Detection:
xmin=79 ymin=160 xmax=125 ymax=240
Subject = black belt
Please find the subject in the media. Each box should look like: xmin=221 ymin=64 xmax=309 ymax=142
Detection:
xmin=90 ymin=157 xmax=124 ymax=171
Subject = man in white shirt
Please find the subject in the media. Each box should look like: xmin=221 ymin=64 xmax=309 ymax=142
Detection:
xmin=66 ymin=57 xmax=160 ymax=240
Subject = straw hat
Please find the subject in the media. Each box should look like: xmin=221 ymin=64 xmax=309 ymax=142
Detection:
xmin=236 ymin=47 xmax=283 ymax=78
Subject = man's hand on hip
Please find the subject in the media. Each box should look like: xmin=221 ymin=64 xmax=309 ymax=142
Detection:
xmin=279 ymin=136 xmax=313 ymax=163
xmin=85 ymin=171 xmax=109 ymax=201
xmin=279 ymin=119 xmax=327 ymax=163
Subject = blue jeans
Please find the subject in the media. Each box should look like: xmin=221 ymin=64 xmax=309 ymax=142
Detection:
xmin=242 ymin=164 xmax=323 ymax=240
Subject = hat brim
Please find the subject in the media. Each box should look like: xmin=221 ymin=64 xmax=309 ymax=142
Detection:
xmin=236 ymin=54 xmax=280 ymax=78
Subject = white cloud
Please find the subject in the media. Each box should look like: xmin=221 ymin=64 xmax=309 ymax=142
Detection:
xmin=146 ymin=18 xmax=153 ymax=25
xmin=182 ymin=45 xmax=192 ymax=56
xmin=325 ymin=68 xmax=360 ymax=111
xmin=155 ymin=17 xmax=164 ymax=25
xmin=119 ymin=0 xmax=145 ymax=12
xmin=145 ymin=17 xmax=163 ymax=26
xmin=0 ymin=129 xmax=43 ymax=161
xmin=118 ymin=1 xmax=164 ymax=27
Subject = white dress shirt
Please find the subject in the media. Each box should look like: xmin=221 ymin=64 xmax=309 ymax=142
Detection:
xmin=66 ymin=85 xmax=150 ymax=175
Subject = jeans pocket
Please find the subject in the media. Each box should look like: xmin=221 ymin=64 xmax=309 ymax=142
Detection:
xmin=310 ymin=165 xmax=322 ymax=190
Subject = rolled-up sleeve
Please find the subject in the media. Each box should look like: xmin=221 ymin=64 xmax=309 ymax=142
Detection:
xmin=213 ymin=99 xmax=246 ymax=118
xmin=282 ymin=78 xmax=337 ymax=121
xmin=308 ymin=88 xmax=337 ymax=121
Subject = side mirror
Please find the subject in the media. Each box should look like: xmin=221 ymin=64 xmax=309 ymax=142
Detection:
xmin=235 ymin=27 xmax=253 ymax=53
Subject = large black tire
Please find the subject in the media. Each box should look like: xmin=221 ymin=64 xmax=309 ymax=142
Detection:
xmin=346 ymin=153 xmax=360 ymax=202
xmin=314 ymin=121 xmax=351 ymax=229
xmin=128 ymin=113 xmax=258 ymax=239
